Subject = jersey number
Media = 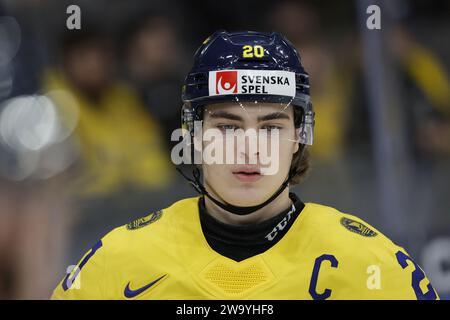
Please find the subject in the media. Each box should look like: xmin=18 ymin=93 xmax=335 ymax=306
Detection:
xmin=395 ymin=250 xmax=438 ymax=300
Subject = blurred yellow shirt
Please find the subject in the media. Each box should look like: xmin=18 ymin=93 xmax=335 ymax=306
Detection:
xmin=43 ymin=70 xmax=173 ymax=196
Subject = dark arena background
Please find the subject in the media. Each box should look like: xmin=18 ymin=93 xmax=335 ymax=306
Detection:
xmin=0 ymin=0 xmax=449 ymax=300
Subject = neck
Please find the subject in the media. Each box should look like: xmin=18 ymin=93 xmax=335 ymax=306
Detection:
xmin=204 ymin=187 xmax=293 ymax=226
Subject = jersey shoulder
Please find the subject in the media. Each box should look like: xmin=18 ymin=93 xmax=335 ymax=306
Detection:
xmin=303 ymin=202 xmax=399 ymax=255
xmin=51 ymin=196 xmax=200 ymax=299
xmin=301 ymin=203 xmax=439 ymax=299
xmin=101 ymin=196 xmax=200 ymax=253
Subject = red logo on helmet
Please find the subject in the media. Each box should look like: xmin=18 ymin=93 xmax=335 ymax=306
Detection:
xmin=216 ymin=71 xmax=238 ymax=94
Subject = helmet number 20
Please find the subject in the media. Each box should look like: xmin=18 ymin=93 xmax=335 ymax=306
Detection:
xmin=242 ymin=45 xmax=265 ymax=58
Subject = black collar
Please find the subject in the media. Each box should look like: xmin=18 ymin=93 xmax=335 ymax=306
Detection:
xmin=199 ymin=193 xmax=305 ymax=261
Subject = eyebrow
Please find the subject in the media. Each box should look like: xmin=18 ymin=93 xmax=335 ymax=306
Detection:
xmin=257 ymin=112 xmax=291 ymax=122
xmin=208 ymin=111 xmax=243 ymax=121
xmin=208 ymin=111 xmax=291 ymax=122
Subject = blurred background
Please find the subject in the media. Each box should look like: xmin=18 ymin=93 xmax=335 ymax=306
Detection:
xmin=0 ymin=0 xmax=449 ymax=299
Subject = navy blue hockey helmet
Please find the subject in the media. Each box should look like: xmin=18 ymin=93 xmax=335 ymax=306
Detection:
xmin=181 ymin=30 xmax=314 ymax=145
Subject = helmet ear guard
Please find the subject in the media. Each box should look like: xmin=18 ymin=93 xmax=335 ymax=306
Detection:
xmin=297 ymin=103 xmax=315 ymax=146
xmin=181 ymin=104 xmax=194 ymax=133
xmin=180 ymin=103 xmax=203 ymax=164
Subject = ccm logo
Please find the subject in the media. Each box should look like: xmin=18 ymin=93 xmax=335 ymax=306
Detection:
xmin=216 ymin=71 xmax=237 ymax=94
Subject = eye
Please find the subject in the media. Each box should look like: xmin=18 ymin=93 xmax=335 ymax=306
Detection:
xmin=216 ymin=124 xmax=240 ymax=132
xmin=261 ymin=125 xmax=283 ymax=131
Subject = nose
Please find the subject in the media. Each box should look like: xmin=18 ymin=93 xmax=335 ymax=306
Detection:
xmin=237 ymin=129 xmax=260 ymax=164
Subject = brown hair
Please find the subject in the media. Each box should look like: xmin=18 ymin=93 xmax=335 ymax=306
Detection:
xmin=289 ymin=147 xmax=310 ymax=185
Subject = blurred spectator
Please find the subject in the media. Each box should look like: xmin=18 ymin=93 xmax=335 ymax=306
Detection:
xmin=122 ymin=13 xmax=187 ymax=149
xmin=0 ymin=3 xmax=76 ymax=299
xmin=270 ymin=1 xmax=355 ymax=162
xmin=43 ymin=29 xmax=173 ymax=197
xmin=389 ymin=24 xmax=450 ymax=160
xmin=386 ymin=23 xmax=450 ymax=264
xmin=269 ymin=1 xmax=364 ymax=217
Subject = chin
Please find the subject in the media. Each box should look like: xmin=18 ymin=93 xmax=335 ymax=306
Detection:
xmin=224 ymin=188 xmax=272 ymax=207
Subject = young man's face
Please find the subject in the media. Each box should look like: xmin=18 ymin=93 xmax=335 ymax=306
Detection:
xmin=201 ymin=102 xmax=299 ymax=206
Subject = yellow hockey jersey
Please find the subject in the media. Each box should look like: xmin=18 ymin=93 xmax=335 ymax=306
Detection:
xmin=52 ymin=197 xmax=439 ymax=300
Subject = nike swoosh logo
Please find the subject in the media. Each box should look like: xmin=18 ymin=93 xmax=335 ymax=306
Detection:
xmin=124 ymin=275 xmax=167 ymax=298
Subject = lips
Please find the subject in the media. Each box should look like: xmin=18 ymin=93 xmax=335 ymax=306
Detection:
xmin=232 ymin=166 xmax=262 ymax=183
